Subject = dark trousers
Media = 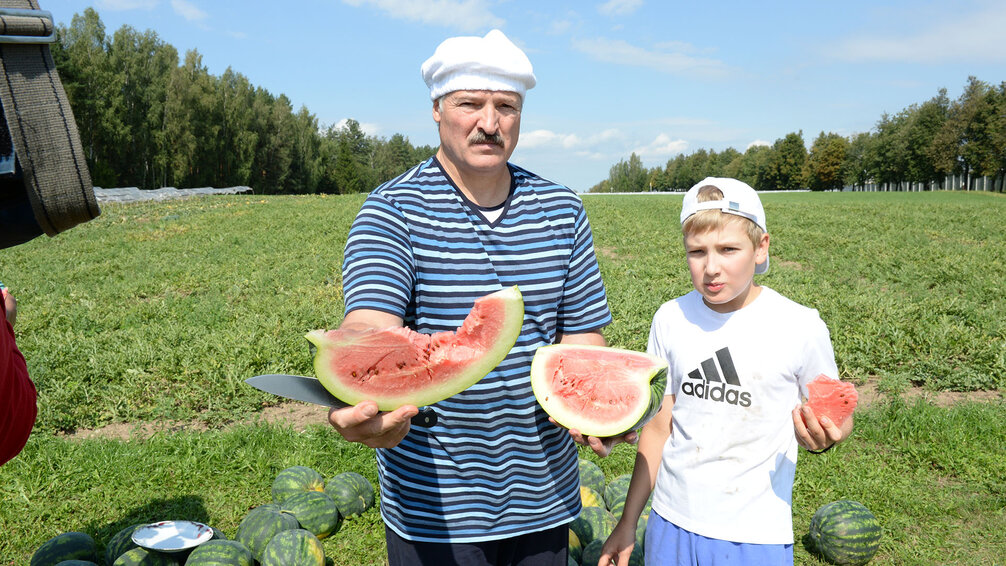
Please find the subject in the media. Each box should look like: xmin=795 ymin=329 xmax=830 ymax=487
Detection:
xmin=385 ymin=523 xmax=569 ymax=566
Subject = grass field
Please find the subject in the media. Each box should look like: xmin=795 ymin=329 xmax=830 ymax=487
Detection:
xmin=1 ymin=191 xmax=1004 ymax=564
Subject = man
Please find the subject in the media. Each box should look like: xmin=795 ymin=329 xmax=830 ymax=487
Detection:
xmin=327 ymin=29 xmax=628 ymax=565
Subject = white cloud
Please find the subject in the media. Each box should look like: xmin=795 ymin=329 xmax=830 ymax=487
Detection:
xmin=342 ymin=0 xmax=503 ymax=33
xmin=634 ymin=133 xmax=688 ymax=158
xmin=335 ymin=118 xmax=381 ymax=136
xmin=519 ymin=128 xmax=621 ymax=150
xmin=572 ymin=37 xmax=728 ymax=78
xmin=833 ymin=3 xmax=1006 ymax=62
xmin=598 ymin=0 xmax=643 ymax=17
xmin=171 ymin=0 xmax=207 ymax=21
xmin=96 ymin=0 xmax=158 ymax=10
xmin=746 ymin=139 xmax=771 ymax=150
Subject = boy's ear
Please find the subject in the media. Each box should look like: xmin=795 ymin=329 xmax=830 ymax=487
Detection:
xmin=755 ymin=233 xmax=770 ymax=264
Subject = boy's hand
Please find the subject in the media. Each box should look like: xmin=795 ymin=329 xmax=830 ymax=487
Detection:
xmin=2 ymin=287 xmax=15 ymax=326
xmin=793 ymin=404 xmax=844 ymax=452
xmin=555 ymin=418 xmax=639 ymax=457
xmin=599 ymin=521 xmax=637 ymax=566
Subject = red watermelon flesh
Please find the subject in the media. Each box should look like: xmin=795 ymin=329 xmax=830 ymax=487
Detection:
xmin=307 ymin=286 xmax=524 ymax=410
xmin=806 ymin=374 xmax=858 ymax=428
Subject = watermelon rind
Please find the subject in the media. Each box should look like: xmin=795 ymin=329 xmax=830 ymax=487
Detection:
xmin=280 ymin=491 xmax=343 ymax=539
xmin=578 ymin=458 xmax=605 ymax=495
xmin=183 ymin=539 xmax=254 ymax=566
xmin=259 ymin=529 xmax=325 ymax=566
xmin=530 ymin=344 xmax=668 ymax=438
xmin=307 ymin=286 xmax=524 ymax=410
xmin=272 ymin=466 xmax=325 ymax=504
xmin=808 ymin=500 xmax=882 ymax=566
xmin=324 ymin=471 xmax=375 ymax=517
xmin=30 ymin=532 xmax=99 ymax=566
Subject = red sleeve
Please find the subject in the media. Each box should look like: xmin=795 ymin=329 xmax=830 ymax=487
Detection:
xmin=0 ymin=318 xmax=36 ymax=466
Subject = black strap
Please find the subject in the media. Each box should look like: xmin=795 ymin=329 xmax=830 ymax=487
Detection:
xmin=0 ymin=0 xmax=99 ymax=238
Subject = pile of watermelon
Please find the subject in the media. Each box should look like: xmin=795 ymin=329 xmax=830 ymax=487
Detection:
xmin=570 ymin=458 xmax=648 ymax=566
xmin=28 ymin=465 xmax=375 ymax=566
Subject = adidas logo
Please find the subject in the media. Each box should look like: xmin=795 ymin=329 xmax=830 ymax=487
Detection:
xmin=681 ymin=347 xmax=752 ymax=407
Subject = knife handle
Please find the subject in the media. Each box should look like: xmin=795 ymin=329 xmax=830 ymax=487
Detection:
xmin=412 ymin=407 xmax=437 ymax=427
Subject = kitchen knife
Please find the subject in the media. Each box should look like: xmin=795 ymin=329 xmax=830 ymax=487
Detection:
xmin=245 ymin=374 xmax=437 ymax=427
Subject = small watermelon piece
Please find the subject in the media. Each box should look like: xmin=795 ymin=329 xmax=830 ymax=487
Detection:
xmin=531 ymin=345 xmax=668 ymax=438
xmin=577 ymin=458 xmax=605 ymax=495
xmin=808 ymin=500 xmax=882 ymax=565
xmin=259 ymin=529 xmax=325 ymax=566
xmin=806 ymin=375 xmax=858 ymax=428
xmin=307 ymin=286 xmax=524 ymax=410
xmin=280 ymin=491 xmax=342 ymax=539
xmin=30 ymin=532 xmax=100 ymax=566
xmin=272 ymin=466 xmax=325 ymax=504
xmin=112 ymin=547 xmax=180 ymax=566
xmin=235 ymin=506 xmax=300 ymax=562
xmin=324 ymin=471 xmax=375 ymax=517
xmin=569 ymin=505 xmax=616 ymax=547
xmin=183 ymin=539 xmax=254 ymax=565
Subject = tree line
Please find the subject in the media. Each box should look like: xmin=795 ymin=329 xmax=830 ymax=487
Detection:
xmin=590 ymin=77 xmax=1006 ymax=193
xmin=52 ymin=9 xmax=435 ymax=194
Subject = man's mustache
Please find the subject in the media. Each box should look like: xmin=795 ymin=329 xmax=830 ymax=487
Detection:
xmin=470 ymin=131 xmax=504 ymax=146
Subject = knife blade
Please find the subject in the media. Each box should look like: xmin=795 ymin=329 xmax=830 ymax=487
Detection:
xmin=245 ymin=374 xmax=437 ymax=427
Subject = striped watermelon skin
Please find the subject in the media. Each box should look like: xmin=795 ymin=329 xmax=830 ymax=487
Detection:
xmin=580 ymin=485 xmax=605 ymax=509
xmin=235 ymin=506 xmax=300 ymax=562
xmin=604 ymin=474 xmax=631 ymax=511
xmin=260 ymin=529 xmax=325 ymax=566
xmin=570 ymin=505 xmax=616 ymax=547
xmin=281 ymin=491 xmax=343 ymax=539
xmin=53 ymin=561 xmax=99 ymax=566
xmin=324 ymin=471 xmax=374 ymax=517
xmin=30 ymin=532 xmax=99 ymax=566
xmin=271 ymin=466 xmax=325 ymax=504
xmin=183 ymin=539 xmax=254 ymax=565
xmin=809 ymin=500 xmax=882 ymax=566
xmin=105 ymin=524 xmax=142 ymax=565
xmin=111 ymin=547 xmax=180 ymax=566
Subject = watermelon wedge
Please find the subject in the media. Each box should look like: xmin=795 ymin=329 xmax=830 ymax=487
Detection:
xmin=806 ymin=374 xmax=858 ymax=428
xmin=307 ymin=286 xmax=524 ymax=410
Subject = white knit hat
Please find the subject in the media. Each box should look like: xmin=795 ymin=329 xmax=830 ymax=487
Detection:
xmin=421 ymin=29 xmax=536 ymax=101
xmin=680 ymin=177 xmax=770 ymax=274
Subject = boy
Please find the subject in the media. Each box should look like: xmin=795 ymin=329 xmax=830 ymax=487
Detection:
xmin=599 ymin=177 xmax=854 ymax=566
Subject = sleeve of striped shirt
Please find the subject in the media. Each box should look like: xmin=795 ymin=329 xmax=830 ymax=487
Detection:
xmin=342 ymin=192 xmax=416 ymax=318
xmin=556 ymin=202 xmax=612 ymax=333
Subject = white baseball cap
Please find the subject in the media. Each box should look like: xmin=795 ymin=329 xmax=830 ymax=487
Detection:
xmin=421 ymin=29 xmax=536 ymax=101
xmin=680 ymin=177 xmax=769 ymax=274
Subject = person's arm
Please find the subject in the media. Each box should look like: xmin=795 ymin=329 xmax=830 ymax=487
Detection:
xmin=325 ymin=309 xmax=419 ymax=449
xmin=554 ymin=330 xmax=640 ymax=457
xmin=599 ymin=395 xmax=674 ymax=566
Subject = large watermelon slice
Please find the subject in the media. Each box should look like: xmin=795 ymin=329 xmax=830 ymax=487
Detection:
xmin=307 ymin=286 xmax=524 ymax=410
xmin=531 ymin=344 xmax=668 ymax=438
xmin=806 ymin=374 xmax=858 ymax=428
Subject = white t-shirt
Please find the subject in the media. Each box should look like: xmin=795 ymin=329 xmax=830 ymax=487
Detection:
xmin=647 ymin=286 xmax=839 ymax=545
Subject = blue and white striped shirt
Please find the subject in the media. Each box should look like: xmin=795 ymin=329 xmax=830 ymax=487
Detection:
xmin=342 ymin=157 xmax=612 ymax=542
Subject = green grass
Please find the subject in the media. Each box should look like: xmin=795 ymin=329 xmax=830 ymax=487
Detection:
xmin=1 ymin=191 xmax=1004 ymax=563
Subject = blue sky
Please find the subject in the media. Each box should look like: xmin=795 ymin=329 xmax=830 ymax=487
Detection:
xmin=44 ymin=0 xmax=1006 ymax=191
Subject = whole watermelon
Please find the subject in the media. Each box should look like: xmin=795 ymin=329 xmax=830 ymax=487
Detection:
xmin=808 ymin=500 xmax=882 ymax=565
xmin=280 ymin=491 xmax=343 ymax=539
xmin=30 ymin=532 xmax=99 ymax=566
xmin=580 ymin=485 xmax=605 ymax=509
xmin=183 ymin=539 xmax=254 ymax=566
xmin=260 ymin=529 xmax=325 ymax=566
xmin=235 ymin=506 xmax=300 ymax=562
xmin=53 ymin=561 xmax=99 ymax=566
xmin=604 ymin=474 xmax=631 ymax=511
xmin=569 ymin=505 xmax=616 ymax=547
xmin=112 ymin=547 xmax=180 ymax=566
xmin=568 ymin=529 xmax=582 ymax=564
xmin=272 ymin=466 xmax=325 ymax=504
xmin=105 ymin=524 xmax=143 ymax=565
xmin=577 ymin=459 xmax=605 ymax=495
xmin=324 ymin=471 xmax=375 ymax=517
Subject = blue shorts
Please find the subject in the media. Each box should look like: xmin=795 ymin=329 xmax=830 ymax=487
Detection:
xmin=644 ymin=511 xmax=793 ymax=566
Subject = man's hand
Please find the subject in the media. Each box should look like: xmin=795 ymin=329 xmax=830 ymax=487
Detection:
xmin=559 ymin=420 xmax=639 ymax=458
xmin=328 ymin=401 xmax=419 ymax=449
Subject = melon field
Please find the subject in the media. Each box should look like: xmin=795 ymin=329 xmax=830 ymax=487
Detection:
xmin=1 ymin=191 xmax=1004 ymax=564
